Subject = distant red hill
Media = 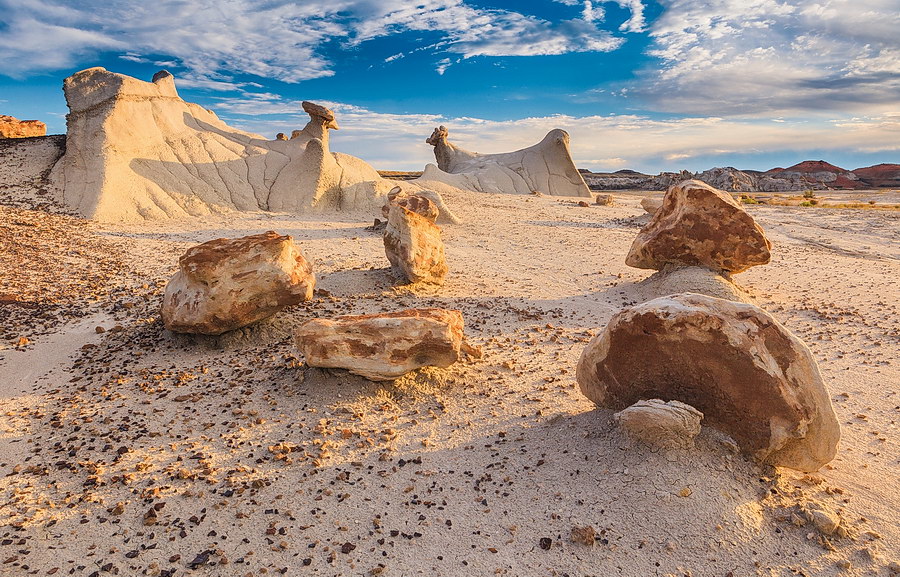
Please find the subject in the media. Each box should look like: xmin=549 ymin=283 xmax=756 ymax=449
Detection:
xmin=852 ymin=163 xmax=900 ymax=188
xmin=768 ymin=160 xmax=848 ymax=174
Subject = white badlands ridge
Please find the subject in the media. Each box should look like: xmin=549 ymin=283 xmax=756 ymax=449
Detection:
xmin=51 ymin=68 xmax=467 ymax=222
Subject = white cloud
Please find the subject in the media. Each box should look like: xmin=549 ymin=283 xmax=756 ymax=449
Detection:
xmin=217 ymin=97 xmax=900 ymax=172
xmin=636 ymin=0 xmax=900 ymax=115
xmin=0 ymin=0 xmax=635 ymax=82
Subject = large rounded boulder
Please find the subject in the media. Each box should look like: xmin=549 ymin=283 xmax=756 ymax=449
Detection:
xmin=576 ymin=293 xmax=840 ymax=472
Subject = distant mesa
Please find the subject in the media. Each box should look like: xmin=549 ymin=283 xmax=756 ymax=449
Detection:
xmin=0 ymin=114 xmax=46 ymax=139
xmin=851 ymin=163 xmax=900 ymax=188
xmin=49 ymin=67 xmax=465 ymax=222
xmin=424 ymin=125 xmax=591 ymax=197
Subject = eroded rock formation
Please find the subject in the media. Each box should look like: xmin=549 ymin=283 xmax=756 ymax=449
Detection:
xmin=576 ymin=293 xmax=841 ymax=471
xmin=423 ymin=125 xmax=591 ymax=197
xmin=295 ymin=308 xmax=473 ymax=380
xmin=0 ymin=115 xmax=47 ymax=139
xmin=161 ymin=231 xmax=315 ymax=335
xmin=383 ymin=203 xmax=448 ymax=285
xmin=626 ymin=180 xmax=771 ymax=274
xmin=52 ymin=68 xmax=459 ymax=222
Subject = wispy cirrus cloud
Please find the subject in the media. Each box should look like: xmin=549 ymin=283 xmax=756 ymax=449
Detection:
xmin=0 ymin=0 xmax=637 ymax=82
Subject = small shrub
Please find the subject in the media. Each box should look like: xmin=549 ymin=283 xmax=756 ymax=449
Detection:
xmin=803 ymin=189 xmax=816 ymax=199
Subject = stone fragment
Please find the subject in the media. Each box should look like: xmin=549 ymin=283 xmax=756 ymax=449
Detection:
xmin=0 ymin=115 xmax=46 ymax=138
xmin=614 ymin=399 xmax=703 ymax=449
xmin=595 ymin=194 xmax=613 ymax=206
xmin=576 ymin=293 xmax=840 ymax=471
xmin=295 ymin=308 xmax=473 ymax=380
xmin=627 ymin=180 xmax=771 ymax=273
xmin=383 ymin=203 xmax=447 ymax=284
xmin=640 ymin=196 xmax=662 ymax=215
xmin=161 ymin=231 xmax=315 ymax=335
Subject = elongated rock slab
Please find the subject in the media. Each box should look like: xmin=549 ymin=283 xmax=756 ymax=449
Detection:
xmin=576 ymin=293 xmax=840 ymax=471
xmin=162 ymin=231 xmax=315 ymax=335
xmin=626 ymin=179 xmax=771 ymax=273
xmin=295 ymin=308 xmax=472 ymax=380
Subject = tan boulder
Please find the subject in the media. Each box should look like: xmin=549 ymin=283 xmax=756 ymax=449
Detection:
xmin=627 ymin=180 xmax=771 ymax=273
xmin=640 ymin=196 xmax=662 ymax=215
xmin=295 ymin=308 xmax=474 ymax=380
xmin=614 ymin=399 xmax=703 ymax=450
xmin=383 ymin=203 xmax=447 ymax=284
xmin=161 ymin=231 xmax=315 ymax=335
xmin=576 ymin=293 xmax=840 ymax=472
xmin=0 ymin=115 xmax=46 ymax=139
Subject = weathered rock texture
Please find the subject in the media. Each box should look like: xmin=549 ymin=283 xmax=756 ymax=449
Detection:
xmin=424 ymin=125 xmax=591 ymax=197
xmin=51 ymin=68 xmax=460 ymax=222
xmin=0 ymin=115 xmax=47 ymax=139
xmin=384 ymin=203 xmax=447 ymax=285
xmin=382 ymin=187 xmax=439 ymax=222
xmin=614 ymin=399 xmax=703 ymax=450
xmin=161 ymin=231 xmax=315 ymax=335
xmin=295 ymin=308 xmax=471 ymax=380
xmin=576 ymin=293 xmax=841 ymax=471
xmin=631 ymin=266 xmax=754 ymax=304
xmin=626 ymin=180 xmax=771 ymax=273
xmin=640 ymin=196 xmax=662 ymax=215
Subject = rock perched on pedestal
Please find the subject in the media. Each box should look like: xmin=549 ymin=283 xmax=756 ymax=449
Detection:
xmin=614 ymin=399 xmax=703 ymax=449
xmin=576 ymin=293 xmax=840 ymax=472
xmin=0 ymin=115 xmax=46 ymax=139
xmin=382 ymin=187 xmax=439 ymax=222
xmin=295 ymin=308 xmax=474 ymax=380
xmin=627 ymin=180 xmax=771 ymax=273
xmin=384 ymin=203 xmax=447 ymax=284
xmin=161 ymin=231 xmax=315 ymax=335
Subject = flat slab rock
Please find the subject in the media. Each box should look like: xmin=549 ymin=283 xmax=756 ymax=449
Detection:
xmin=295 ymin=308 xmax=473 ymax=381
xmin=162 ymin=231 xmax=315 ymax=335
xmin=627 ymin=179 xmax=771 ymax=273
xmin=576 ymin=293 xmax=840 ymax=472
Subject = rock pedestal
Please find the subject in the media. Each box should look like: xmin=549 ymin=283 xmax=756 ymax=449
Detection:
xmin=295 ymin=308 xmax=473 ymax=380
xmin=383 ymin=203 xmax=447 ymax=285
xmin=576 ymin=293 xmax=840 ymax=472
xmin=161 ymin=231 xmax=315 ymax=335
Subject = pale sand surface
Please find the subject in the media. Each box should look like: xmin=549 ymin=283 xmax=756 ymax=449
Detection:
xmin=1 ymin=168 xmax=898 ymax=576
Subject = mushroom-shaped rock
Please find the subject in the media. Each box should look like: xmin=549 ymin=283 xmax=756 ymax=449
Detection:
xmin=161 ymin=231 xmax=315 ymax=335
xmin=383 ymin=203 xmax=447 ymax=285
xmin=626 ymin=180 xmax=771 ymax=273
xmin=614 ymin=399 xmax=703 ymax=449
xmin=295 ymin=308 xmax=473 ymax=381
xmin=576 ymin=293 xmax=840 ymax=472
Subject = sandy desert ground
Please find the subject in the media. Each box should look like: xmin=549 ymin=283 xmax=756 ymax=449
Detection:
xmin=1 ymin=139 xmax=898 ymax=576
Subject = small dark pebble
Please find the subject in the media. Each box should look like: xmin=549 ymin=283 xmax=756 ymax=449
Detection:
xmin=539 ymin=537 xmax=552 ymax=550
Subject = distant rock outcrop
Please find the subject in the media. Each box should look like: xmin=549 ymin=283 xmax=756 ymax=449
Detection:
xmin=695 ymin=167 xmax=756 ymax=192
xmin=851 ymin=163 xmax=900 ymax=188
xmin=0 ymin=115 xmax=46 ymax=139
xmin=424 ymin=125 xmax=591 ymax=197
xmin=51 ymin=68 xmax=462 ymax=222
xmin=576 ymin=293 xmax=841 ymax=472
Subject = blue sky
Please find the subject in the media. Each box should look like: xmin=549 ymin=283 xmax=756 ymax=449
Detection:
xmin=1 ymin=0 xmax=898 ymax=173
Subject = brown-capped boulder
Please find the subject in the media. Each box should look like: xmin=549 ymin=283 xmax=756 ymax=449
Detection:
xmin=626 ymin=180 xmax=771 ymax=273
xmin=381 ymin=187 xmax=439 ymax=222
xmin=295 ymin=308 xmax=476 ymax=381
xmin=576 ymin=293 xmax=840 ymax=472
xmin=383 ymin=203 xmax=447 ymax=285
xmin=161 ymin=231 xmax=315 ymax=335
